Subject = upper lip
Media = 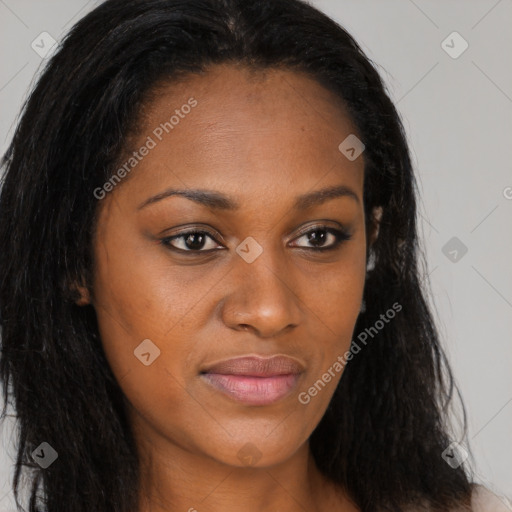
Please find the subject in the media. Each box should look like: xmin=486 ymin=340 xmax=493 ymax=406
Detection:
xmin=201 ymin=355 xmax=305 ymax=377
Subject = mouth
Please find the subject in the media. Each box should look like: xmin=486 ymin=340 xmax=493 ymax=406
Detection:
xmin=199 ymin=355 xmax=304 ymax=406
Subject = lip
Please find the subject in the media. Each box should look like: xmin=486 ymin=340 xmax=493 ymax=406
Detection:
xmin=200 ymin=355 xmax=304 ymax=406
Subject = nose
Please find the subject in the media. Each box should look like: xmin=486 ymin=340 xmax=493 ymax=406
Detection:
xmin=220 ymin=251 xmax=303 ymax=338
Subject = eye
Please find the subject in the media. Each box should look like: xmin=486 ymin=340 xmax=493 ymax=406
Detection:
xmin=290 ymin=226 xmax=351 ymax=251
xmin=161 ymin=230 xmax=223 ymax=253
xmin=160 ymin=225 xmax=351 ymax=254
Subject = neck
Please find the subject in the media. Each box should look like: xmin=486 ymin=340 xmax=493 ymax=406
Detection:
xmin=133 ymin=419 xmax=355 ymax=512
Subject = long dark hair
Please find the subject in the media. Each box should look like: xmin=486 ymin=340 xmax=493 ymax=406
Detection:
xmin=0 ymin=0 xmax=474 ymax=511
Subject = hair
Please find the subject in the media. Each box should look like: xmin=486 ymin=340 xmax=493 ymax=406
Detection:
xmin=0 ymin=0 xmax=474 ymax=511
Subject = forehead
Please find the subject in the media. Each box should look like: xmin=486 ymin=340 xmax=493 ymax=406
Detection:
xmin=139 ymin=63 xmax=356 ymax=141
xmin=107 ymin=63 xmax=364 ymax=210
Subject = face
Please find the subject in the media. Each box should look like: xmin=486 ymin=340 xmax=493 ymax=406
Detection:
xmin=88 ymin=63 xmax=367 ymax=470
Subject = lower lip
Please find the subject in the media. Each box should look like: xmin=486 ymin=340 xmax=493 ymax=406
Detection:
xmin=201 ymin=373 xmax=301 ymax=406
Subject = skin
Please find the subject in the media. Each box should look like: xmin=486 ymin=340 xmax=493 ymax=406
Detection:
xmin=80 ymin=63 xmax=377 ymax=512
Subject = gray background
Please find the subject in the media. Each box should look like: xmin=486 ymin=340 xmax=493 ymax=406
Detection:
xmin=0 ymin=0 xmax=511 ymax=509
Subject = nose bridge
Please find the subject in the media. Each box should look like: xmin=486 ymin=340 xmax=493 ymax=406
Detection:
xmin=220 ymin=242 xmax=302 ymax=337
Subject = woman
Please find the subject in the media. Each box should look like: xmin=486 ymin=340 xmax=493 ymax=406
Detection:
xmin=0 ymin=0 xmax=503 ymax=511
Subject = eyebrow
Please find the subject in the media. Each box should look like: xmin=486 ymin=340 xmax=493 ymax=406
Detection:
xmin=138 ymin=184 xmax=360 ymax=211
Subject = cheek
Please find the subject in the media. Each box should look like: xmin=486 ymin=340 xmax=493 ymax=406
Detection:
xmin=296 ymin=244 xmax=367 ymax=397
xmin=91 ymin=249 xmax=202 ymax=438
xmin=91 ymin=222 xmax=214 ymax=343
xmin=90 ymin=221 xmax=228 ymax=420
xmin=301 ymin=245 xmax=366 ymax=337
xmin=310 ymin=274 xmax=364 ymax=333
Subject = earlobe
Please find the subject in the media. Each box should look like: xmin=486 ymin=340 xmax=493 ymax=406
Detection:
xmin=65 ymin=277 xmax=92 ymax=306
xmin=370 ymin=206 xmax=383 ymax=245
xmin=74 ymin=285 xmax=91 ymax=306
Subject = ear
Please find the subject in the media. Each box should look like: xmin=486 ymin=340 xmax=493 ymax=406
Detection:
xmin=74 ymin=284 xmax=91 ymax=306
xmin=369 ymin=206 xmax=383 ymax=246
xmin=65 ymin=277 xmax=92 ymax=306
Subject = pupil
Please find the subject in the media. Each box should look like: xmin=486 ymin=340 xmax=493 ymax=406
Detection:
xmin=309 ymin=230 xmax=326 ymax=246
xmin=186 ymin=233 xmax=205 ymax=250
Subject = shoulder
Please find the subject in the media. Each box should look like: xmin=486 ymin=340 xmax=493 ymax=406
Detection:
xmin=470 ymin=485 xmax=512 ymax=512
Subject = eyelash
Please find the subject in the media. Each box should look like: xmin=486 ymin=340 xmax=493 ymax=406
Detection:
xmin=160 ymin=226 xmax=352 ymax=254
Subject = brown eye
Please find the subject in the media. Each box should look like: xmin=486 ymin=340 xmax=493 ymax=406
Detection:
xmin=291 ymin=227 xmax=351 ymax=251
xmin=161 ymin=231 xmax=222 ymax=252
